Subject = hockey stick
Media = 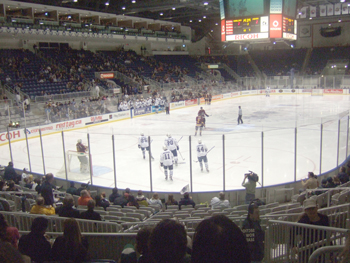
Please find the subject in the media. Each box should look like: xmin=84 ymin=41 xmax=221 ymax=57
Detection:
xmin=193 ymin=146 xmax=215 ymax=163
xmin=178 ymin=150 xmax=185 ymax=161
xmin=178 ymin=136 xmax=183 ymax=143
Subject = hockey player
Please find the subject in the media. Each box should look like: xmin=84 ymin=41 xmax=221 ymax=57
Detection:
xmin=198 ymin=107 xmax=209 ymax=128
xmin=159 ymin=97 xmax=165 ymax=112
xmin=160 ymin=145 xmax=174 ymax=180
xmin=165 ymin=99 xmax=170 ymax=114
xmin=195 ymin=115 xmax=204 ymax=136
xmin=76 ymin=139 xmax=89 ymax=173
xmin=196 ymin=139 xmax=209 ymax=172
xmin=164 ymin=134 xmax=179 ymax=166
xmin=138 ymin=133 xmax=154 ymax=160
xmin=265 ymin=86 xmax=270 ymax=97
xmin=154 ymin=96 xmax=160 ymax=113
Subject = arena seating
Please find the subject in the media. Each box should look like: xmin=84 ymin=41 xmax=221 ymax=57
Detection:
xmin=249 ymin=48 xmax=307 ymax=76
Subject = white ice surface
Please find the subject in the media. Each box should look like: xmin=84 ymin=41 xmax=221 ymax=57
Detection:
xmin=1 ymin=94 xmax=350 ymax=192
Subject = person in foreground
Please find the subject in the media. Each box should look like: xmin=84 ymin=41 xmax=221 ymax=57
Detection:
xmin=242 ymin=200 xmax=265 ymax=263
xmin=191 ymin=215 xmax=250 ymax=263
xmin=291 ymin=198 xmax=330 ymax=262
xmin=51 ymin=218 xmax=89 ymax=262
xmin=18 ymin=217 xmax=51 ymax=263
xmin=149 ymin=219 xmax=190 ymax=263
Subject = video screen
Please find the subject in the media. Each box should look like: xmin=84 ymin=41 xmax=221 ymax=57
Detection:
xmin=225 ymin=0 xmax=267 ymax=18
xmin=283 ymin=0 xmax=297 ymax=18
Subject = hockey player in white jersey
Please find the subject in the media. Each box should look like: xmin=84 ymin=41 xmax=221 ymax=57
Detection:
xmin=164 ymin=134 xmax=179 ymax=166
xmin=266 ymin=86 xmax=270 ymax=97
xmin=196 ymin=139 xmax=209 ymax=172
xmin=154 ymin=96 xmax=160 ymax=113
xmin=138 ymin=133 xmax=154 ymax=160
xmin=160 ymin=145 xmax=174 ymax=180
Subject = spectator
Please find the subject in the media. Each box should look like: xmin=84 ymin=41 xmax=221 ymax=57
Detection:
xmin=136 ymin=190 xmax=149 ymax=207
xmin=109 ymin=187 xmax=121 ymax=203
xmin=6 ymin=181 xmax=19 ymax=192
xmin=34 ymin=178 xmax=42 ymax=194
xmin=242 ymin=200 xmax=264 ymax=263
xmin=4 ymin=162 xmax=19 ymax=183
xmin=148 ymin=193 xmax=163 ymax=209
xmin=0 ymin=240 xmax=25 ymax=263
xmin=51 ymin=218 xmax=89 ymax=262
xmin=79 ymin=200 xmax=102 ymax=221
xmin=337 ymin=166 xmax=349 ymax=184
xmin=113 ymin=191 xmax=128 ymax=207
xmin=149 ymin=219 xmax=189 ymax=263
xmin=0 ymin=214 xmax=20 ymax=249
xmin=136 ymin=227 xmax=153 ymax=263
xmin=326 ymin=176 xmax=337 ymax=188
xmin=291 ymin=199 xmax=330 ymax=262
xmin=124 ymin=187 xmax=131 ymax=199
xmin=78 ymin=190 xmax=93 ymax=206
xmin=191 ymin=215 xmax=250 ymax=263
xmin=66 ymin=181 xmax=78 ymax=196
xmin=40 ymin=173 xmax=55 ymax=206
xmin=77 ymin=182 xmax=89 ymax=196
xmin=165 ymin=194 xmax=178 ymax=208
xmin=21 ymin=168 xmax=29 ymax=182
xmin=0 ymin=180 xmax=5 ymax=191
xmin=23 ymin=175 xmax=34 ymax=189
xmin=119 ymin=243 xmax=137 ymax=263
xmin=210 ymin=192 xmax=230 ymax=210
xmin=55 ymin=195 xmax=80 ymax=218
xmin=18 ymin=217 xmax=51 ymax=263
xmin=94 ymin=194 xmax=109 ymax=211
xmin=179 ymin=192 xmax=195 ymax=209
xmin=127 ymin=195 xmax=140 ymax=209
xmin=242 ymin=172 xmax=258 ymax=204
xmin=30 ymin=196 xmax=55 ymax=215
xmin=301 ymin=172 xmax=318 ymax=190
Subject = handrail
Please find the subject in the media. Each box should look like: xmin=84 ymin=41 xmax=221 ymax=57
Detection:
xmin=308 ymin=245 xmax=345 ymax=263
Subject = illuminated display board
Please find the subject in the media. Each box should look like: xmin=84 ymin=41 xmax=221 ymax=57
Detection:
xmin=225 ymin=16 xmax=269 ymax=41
xmin=283 ymin=16 xmax=294 ymax=34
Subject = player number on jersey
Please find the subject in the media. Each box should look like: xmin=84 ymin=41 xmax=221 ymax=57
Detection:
xmin=141 ymin=137 xmax=147 ymax=143
xmin=164 ymin=153 xmax=171 ymax=160
xmin=197 ymin=146 xmax=205 ymax=153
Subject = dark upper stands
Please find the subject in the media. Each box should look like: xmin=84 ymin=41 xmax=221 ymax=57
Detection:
xmin=306 ymin=47 xmax=350 ymax=75
xmin=249 ymin=48 xmax=307 ymax=76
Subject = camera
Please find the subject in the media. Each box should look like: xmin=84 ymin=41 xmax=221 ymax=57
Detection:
xmin=245 ymin=171 xmax=259 ymax=182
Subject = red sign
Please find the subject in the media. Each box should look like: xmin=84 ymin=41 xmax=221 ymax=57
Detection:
xmin=221 ymin=20 xmax=226 ymax=42
xmin=324 ymin=89 xmax=343 ymax=94
xmin=225 ymin=20 xmax=233 ymax=35
xmin=212 ymin=95 xmax=223 ymax=101
xmin=100 ymin=73 xmax=115 ymax=79
xmin=185 ymin=99 xmax=197 ymax=106
xmin=0 ymin=131 xmax=21 ymax=142
xmin=270 ymin=14 xmax=282 ymax=38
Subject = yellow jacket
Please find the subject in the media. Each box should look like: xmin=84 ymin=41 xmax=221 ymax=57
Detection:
xmin=30 ymin=205 xmax=55 ymax=215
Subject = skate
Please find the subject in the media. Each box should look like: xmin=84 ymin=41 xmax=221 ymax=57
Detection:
xmin=195 ymin=132 xmax=197 ymax=136
xmin=170 ymin=176 xmax=173 ymax=181
xmin=206 ymin=168 xmax=209 ymax=172
xmin=201 ymin=167 xmax=203 ymax=172
xmin=165 ymin=175 xmax=168 ymax=180
xmin=175 ymin=161 xmax=178 ymax=166
xmin=143 ymin=155 xmax=145 ymax=159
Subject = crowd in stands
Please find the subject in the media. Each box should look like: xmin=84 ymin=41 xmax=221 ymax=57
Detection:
xmin=2 ymin=162 xmax=350 ymax=262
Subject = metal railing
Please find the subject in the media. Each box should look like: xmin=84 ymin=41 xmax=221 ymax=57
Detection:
xmin=265 ymin=219 xmax=349 ymax=263
xmin=308 ymin=245 xmax=345 ymax=263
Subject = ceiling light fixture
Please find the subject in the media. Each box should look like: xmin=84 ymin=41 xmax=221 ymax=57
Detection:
xmin=160 ymin=12 xmax=163 ymax=16
xmin=204 ymin=2 xmax=208 ymax=5
xmin=172 ymin=7 xmax=176 ymax=10
xmin=105 ymin=1 xmax=109 ymax=6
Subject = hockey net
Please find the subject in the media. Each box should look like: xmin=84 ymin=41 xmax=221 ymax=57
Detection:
xmin=56 ymin=150 xmax=92 ymax=181
xmin=311 ymin=89 xmax=324 ymax=96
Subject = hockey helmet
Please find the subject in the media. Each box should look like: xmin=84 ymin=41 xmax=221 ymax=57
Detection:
xmin=168 ymin=134 xmax=171 ymax=138
xmin=77 ymin=139 xmax=82 ymax=143
xmin=140 ymin=132 xmax=144 ymax=136
xmin=163 ymin=145 xmax=168 ymax=151
xmin=198 ymin=139 xmax=202 ymax=144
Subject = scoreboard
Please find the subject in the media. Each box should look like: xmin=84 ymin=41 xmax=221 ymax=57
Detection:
xmin=220 ymin=0 xmax=297 ymax=42
xmin=224 ymin=16 xmax=269 ymax=41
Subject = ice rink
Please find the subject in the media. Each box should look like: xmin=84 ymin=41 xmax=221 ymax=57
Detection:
xmin=1 ymin=93 xmax=350 ymax=193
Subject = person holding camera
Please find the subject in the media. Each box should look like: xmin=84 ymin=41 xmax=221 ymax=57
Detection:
xmin=242 ymin=172 xmax=258 ymax=204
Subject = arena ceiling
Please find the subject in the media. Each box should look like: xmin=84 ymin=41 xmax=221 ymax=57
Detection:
xmin=13 ymin=0 xmax=221 ymax=42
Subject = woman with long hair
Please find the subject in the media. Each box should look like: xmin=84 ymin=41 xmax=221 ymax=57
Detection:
xmin=51 ymin=218 xmax=88 ymax=262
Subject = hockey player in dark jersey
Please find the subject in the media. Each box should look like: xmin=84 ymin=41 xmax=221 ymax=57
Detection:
xmin=198 ymin=107 xmax=209 ymax=128
xmin=195 ymin=115 xmax=204 ymax=136
xmin=76 ymin=139 xmax=88 ymax=173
